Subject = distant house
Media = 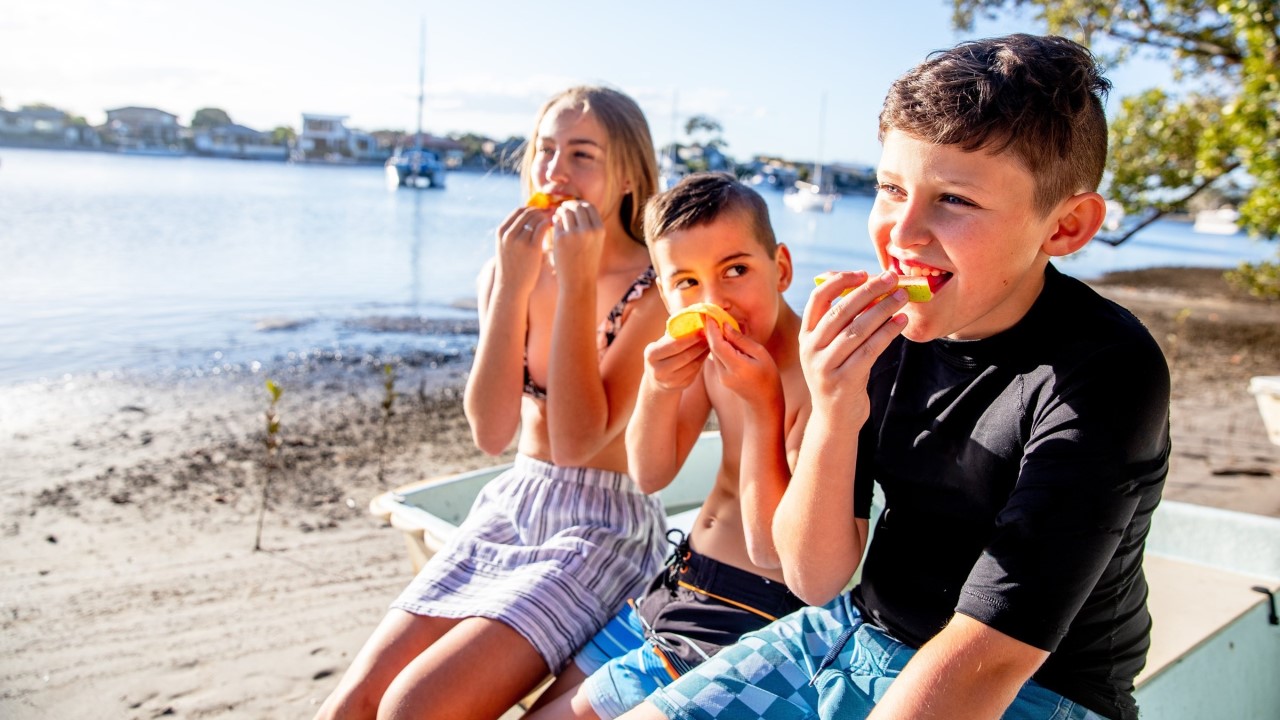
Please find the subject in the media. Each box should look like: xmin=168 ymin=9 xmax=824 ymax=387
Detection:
xmin=0 ymin=105 xmax=66 ymax=135
xmin=676 ymin=143 xmax=733 ymax=173
xmin=296 ymin=113 xmax=388 ymax=163
xmin=0 ymin=105 xmax=97 ymax=147
xmin=103 ymin=106 xmax=181 ymax=151
xmin=192 ymin=123 xmax=287 ymax=161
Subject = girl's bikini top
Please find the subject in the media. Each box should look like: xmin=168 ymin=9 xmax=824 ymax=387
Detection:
xmin=522 ymin=266 xmax=657 ymax=400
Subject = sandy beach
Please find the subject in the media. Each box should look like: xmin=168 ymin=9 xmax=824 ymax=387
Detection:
xmin=1 ymin=266 xmax=1277 ymax=719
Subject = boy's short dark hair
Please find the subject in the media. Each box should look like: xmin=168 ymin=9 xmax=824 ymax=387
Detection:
xmin=879 ymin=33 xmax=1111 ymax=216
xmin=644 ymin=172 xmax=777 ymax=256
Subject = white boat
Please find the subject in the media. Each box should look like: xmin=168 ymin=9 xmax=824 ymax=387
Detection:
xmin=1194 ymin=207 xmax=1241 ymax=235
xmin=370 ymin=431 xmax=1280 ymax=718
xmin=1103 ymin=200 xmax=1126 ymax=232
xmin=659 ymin=160 xmax=687 ymax=192
xmin=387 ymin=20 xmax=446 ymax=192
xmin=784 ymin=179 xmax=838 ymax=213
xmin=784 ymin=93 xmax=838 ymax=213
xmin=386 ymin=148 xmax=446 ymax=190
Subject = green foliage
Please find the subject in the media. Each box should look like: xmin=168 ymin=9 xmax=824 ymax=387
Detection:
xmin=951 ymin=0 xmax=1280 ymax=244
xmin=191 ymin=107 xmax=233 ymax=128
xmin=1225 ymin=257 xmax=1280 ymax=299
xmin=270 ymin=125 xmax=296 ymax=145
xmin=684 ymin=114 xmax=727 ymax=150
xmin=256 ymin=378 xmax=283 ymax=551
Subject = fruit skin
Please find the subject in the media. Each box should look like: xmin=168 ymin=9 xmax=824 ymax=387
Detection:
xmin=527 ymin=192 xmax=575 ymax=210
xmin=895 ymin=276 xmax=933 ymax=302
xmin=666 ymin=302 xmax=741 ymax=338
xmin=813 ymin=273 xmax=933 ymax=302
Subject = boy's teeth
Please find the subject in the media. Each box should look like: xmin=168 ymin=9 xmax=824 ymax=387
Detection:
xmin=903 ymin=268 xmax=941 ymax=277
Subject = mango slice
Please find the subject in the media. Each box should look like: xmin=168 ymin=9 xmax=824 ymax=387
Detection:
xmin=666 ymin=302 xmax=740 ymax=338
xmin=813 ymin=273 xmax=933 ymax=302
xmin=528 ymin=191 xmax=575 ymax=210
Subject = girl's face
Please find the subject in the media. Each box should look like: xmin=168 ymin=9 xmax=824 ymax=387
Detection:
xmin=531 ymin=103 xmax=629 ymax=233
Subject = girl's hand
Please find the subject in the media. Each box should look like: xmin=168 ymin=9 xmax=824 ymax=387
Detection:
xmin=643 ymin=332 xmax=710 ymax=394
xmin=548 ymin=200 xmax=605 ymax=280
xmin=705 ymin=321 xmax=780 ymax=406
xmin=800 ymin=270 xmax=907 ymax=420
xmin=495 ymin=207 xmax=551 ymax=295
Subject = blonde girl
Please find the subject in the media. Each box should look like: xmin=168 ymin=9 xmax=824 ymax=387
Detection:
xmin=315 ymin=86 xmax=668 ymax=720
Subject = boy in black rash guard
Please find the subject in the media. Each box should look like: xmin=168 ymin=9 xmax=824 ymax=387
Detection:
xmin=617 ymin=34 xmax=1170 ymax=720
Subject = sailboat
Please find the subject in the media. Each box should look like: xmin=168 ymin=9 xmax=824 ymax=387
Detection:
xmin=386 ymin=20 xmax=446 ymax=191
xmin=659 ymin=90 xmax=687 ymax=191
xmin=784 ymin=92 xmax=839 ymax=213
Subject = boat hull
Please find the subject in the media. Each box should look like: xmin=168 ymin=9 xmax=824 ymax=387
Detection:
xmin=385 ymin=152 xmax=446 ymax=190
xmin=370 ymin=432 xmax=1280 ymax=718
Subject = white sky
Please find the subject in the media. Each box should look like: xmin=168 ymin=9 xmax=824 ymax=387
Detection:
xmin=1 ymin=0 xmax=1172 ymax=165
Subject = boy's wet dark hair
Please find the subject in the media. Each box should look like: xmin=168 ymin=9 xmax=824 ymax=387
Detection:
xmin=644 ymin=172 xmax=777 ymax=256
xmin=879 ymin=33 xmax=1111 ymax=216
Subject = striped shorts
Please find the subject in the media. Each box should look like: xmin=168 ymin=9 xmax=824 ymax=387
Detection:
xmin=391 ymin=454 xmax=668 ymax=673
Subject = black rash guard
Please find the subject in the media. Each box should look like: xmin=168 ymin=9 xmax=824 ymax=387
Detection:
xmin=850 ymin=264 xmax=1170 ymax=720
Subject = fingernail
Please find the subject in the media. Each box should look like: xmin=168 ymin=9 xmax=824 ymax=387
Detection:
xmin=880 ymin=270 xmax=896 ymax=282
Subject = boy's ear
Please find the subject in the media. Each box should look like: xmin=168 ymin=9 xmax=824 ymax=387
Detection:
xmin=774 ymin=244 xmax=794 ymax=292
xmin=1043 ymin=191 xmax=1107 ymax=257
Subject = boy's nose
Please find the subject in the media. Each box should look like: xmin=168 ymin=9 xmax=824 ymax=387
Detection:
xmin=887 ymin=201 xmax=930 ymax=248
xmin=703 ymin=289 xmax=730 ymax=311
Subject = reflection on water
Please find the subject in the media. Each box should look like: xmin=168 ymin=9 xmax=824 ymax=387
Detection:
xmin=0 ymin=148 xmax=1273 ymax=386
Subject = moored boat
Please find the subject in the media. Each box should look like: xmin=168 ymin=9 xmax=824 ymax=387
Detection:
xmin=783 ymin=179 xmax=838 ymax=213
xmin=370 ymin=431 xmax=1280 ymax=718
xmin=385 ymin=149 xmax=446 ymax=190
xmin=1194 ymin=207 xmax=1241 ymax=235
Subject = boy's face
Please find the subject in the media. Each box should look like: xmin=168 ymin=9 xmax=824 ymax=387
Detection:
xmin=651 ymin=211 xmax=791 ymax=345
xmin=869 ymin=130 xmax=1060 ymax=342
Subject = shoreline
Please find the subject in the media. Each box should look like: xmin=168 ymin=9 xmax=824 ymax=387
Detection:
xmin=1 ymin=265 xmax=1277 ymax=718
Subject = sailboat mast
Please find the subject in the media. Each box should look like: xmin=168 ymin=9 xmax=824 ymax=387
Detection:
xmin=414 ymin=19 xmax=425 ymax=153
xmin=669 ymin=90 xmax=679 ymax=164
xmin=814 ymin=91 xmax=826 ymax=188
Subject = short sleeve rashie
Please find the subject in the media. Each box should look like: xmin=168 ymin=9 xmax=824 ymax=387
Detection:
xmin=851 ymin=265 xmax=1170 ymax=720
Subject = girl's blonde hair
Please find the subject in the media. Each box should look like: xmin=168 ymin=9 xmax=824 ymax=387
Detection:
xmin=519 ymin=86 xmax=658 ymax=244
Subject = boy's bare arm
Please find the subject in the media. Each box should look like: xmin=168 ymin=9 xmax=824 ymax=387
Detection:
xmin=867 ymin=615 xmax=1048 ymax=720
xmin=774 ymin=271 xmax=905 ymax=604
xmin=627 ymin=333 xmax=712 ymax=493
xmin=465 ymin=211 xmax=548 ymax=454
xmin=704 ymin=322 xmax=791 ymax=568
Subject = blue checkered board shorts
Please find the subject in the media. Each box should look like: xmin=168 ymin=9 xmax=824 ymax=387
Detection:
xmin=647 ymin=592 xmax=1108 ymax=720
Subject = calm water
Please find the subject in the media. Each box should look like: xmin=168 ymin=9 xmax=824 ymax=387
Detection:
xmin=1 ymin=147 xmax=1274 ymax=386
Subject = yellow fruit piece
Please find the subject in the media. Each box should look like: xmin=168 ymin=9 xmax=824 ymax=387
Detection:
xmin=666 ymin=302 xmax=740 ymax=338
xmin=813 ymin=273 xmax=933 ymax=302
xmin=896 ymin=276 xmax=933 ymax=302
xmin=527 ymin=191 xmax=575 ymax=209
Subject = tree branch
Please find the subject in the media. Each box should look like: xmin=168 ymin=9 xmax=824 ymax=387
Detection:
xmin=1096 ymin=159 xmax=1241 ymax=246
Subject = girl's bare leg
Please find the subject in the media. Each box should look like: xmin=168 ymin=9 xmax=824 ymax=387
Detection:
xmin=313 ymin=609 xmax=458 ymax=720
xmin=379 ymin=615 xmax=551 ymax=720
